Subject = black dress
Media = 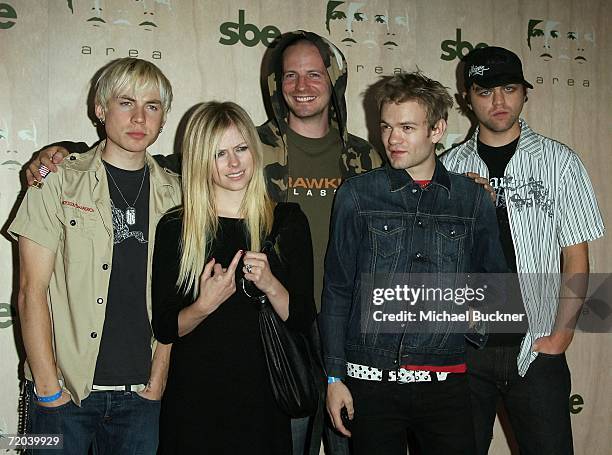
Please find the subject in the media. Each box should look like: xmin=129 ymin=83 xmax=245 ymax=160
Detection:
xmin=152 ymin=204 xmax=315 ymax=454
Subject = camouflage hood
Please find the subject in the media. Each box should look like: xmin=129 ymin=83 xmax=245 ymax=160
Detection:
xmin=257 ymin=30 xmax=381 ymax=202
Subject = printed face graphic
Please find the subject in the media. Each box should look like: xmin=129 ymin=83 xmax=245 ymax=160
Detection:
xmin=527 ymin=19 xmax=594 ymax=64
xmin=67 ymin=0 xmax=170 ymax=31
xmin=325 ymin=0 xmax=409 ymax=50
xmin=0 ymin=118 xmax=38 ymax=170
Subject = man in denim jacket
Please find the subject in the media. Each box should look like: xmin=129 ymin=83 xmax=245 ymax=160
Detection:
xmin=320 ymin=72 xmax=507 ymax=454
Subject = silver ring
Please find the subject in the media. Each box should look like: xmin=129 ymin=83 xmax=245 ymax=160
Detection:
xmin=245 ymin=264 xmax=253 ymax=274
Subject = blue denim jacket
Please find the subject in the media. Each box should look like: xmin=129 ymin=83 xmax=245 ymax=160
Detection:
xmin=320 ymin=159 xmax=507 ymax=377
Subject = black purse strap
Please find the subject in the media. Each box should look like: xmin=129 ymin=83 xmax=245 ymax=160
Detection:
xmin=260 ymin=204 xmax=327 ymax=379
xmin=251 ymin=203 xmax=297 ymax=305
xmin=261 ymin=203 xmax=298 ymax=254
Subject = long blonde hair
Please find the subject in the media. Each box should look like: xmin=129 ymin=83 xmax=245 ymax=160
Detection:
xmin=178 ymin=101 xmax=274 ymax=297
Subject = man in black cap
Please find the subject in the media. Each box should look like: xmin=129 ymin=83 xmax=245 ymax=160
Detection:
xmin=442 ymin=46 xmax=604 ymax=454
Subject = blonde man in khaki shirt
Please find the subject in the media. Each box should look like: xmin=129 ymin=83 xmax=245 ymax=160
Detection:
xmin=10 ymin=58 xmax=180 ymax=454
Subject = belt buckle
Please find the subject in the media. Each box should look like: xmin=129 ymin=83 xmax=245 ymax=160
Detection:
xmin=91 ymin=384 xmax=146 ymax=392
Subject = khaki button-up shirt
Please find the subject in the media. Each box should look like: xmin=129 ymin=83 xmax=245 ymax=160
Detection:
xmin=9 ymin=142 xmax=181 ymax=404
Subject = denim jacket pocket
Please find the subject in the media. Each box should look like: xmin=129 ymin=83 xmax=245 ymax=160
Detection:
xmin=434 ymin=218 xmax=469 ymax=274
xmin=368 ymin=216 xmax=406 ymax=275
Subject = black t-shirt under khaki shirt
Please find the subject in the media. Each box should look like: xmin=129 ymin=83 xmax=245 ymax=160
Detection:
xmin=93 ymin=162 xmax=151 ymax=385
xmin=286 ymin=127 xmax=344 ymax=310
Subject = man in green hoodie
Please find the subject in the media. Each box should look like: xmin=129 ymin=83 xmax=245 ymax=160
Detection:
xmin=27 ymin=30 xmax=381 ymax=455
xmin=256 ymin=30 xmax=383 ymax=455
xmin=258 ymin=30 xmax=382 ymax=324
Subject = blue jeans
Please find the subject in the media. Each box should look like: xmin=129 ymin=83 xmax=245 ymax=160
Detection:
xmin=25 ymin=382 xmax=160 ymax=455
xmin=292 ymin=386 xmax=327 ymax=455
xmin=291 ymin=417 xmax=310 ymax=455
xmin=466 ymin=343 xmax=573 ymax=455
xmin=323 ymin=415 xmax=350 ymax=455
xmin=293 ymin=392 xmax=350 ymax=455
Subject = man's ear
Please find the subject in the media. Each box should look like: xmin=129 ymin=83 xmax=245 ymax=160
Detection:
xmin=431 ymin=119 xmax=447 ymax=144
xmin=94 ymin=104 xmax=105 ymax=122
xmin=463 ymin=91 xmax=471 ymax=108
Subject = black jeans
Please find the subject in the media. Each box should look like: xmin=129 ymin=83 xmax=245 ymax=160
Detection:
xmin=346 ymin=374 xmax=475 ymax=455
xmin=466 ymin=343 xmax=573 ymax=455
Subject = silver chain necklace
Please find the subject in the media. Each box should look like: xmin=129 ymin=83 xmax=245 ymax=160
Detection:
xmin=104 ymin=163 xmax=148 ymax=226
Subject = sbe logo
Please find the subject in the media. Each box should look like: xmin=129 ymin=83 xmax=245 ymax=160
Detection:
xmin=0 ymin=2 xmax=17 ymax=29
xmin=219 ymin=10 xmax=281 ymax=47
xmin=570 ymin=394 xmax=584 ymax=414
xmin=440 ymin=29 xmax=488 ymax=61
xmin=0 ymin=302 xmax=14 ymax=329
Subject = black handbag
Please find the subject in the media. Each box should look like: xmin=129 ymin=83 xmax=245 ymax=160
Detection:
xmin=244 ymin=203 xmax=326 ymax=418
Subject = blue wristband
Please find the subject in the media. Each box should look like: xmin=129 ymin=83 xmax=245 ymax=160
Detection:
xmin=36 ymin=389 xmax=62 ymax=403
xmin=327 ymin=376 xmax=342 ymax=384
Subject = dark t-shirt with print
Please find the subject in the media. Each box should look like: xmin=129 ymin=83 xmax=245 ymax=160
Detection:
xmin=286 ymin=127 xmax=343 ymax=310
xmin=93 ymin=162 xmax=152 ymax=385
xmin=477 ymin=137 xmax=527 ymax=346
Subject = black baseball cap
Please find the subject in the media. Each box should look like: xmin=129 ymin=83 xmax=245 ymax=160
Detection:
xmin=463 ymin=46 xmax=533 ymax=90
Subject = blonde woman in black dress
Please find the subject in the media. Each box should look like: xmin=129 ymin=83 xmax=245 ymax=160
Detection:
xmin=152 ymin=101 xmax=315 ymax=454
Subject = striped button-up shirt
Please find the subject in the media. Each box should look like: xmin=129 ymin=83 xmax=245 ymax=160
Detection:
xmin=441 ymin=119 xmax=605 ymax=375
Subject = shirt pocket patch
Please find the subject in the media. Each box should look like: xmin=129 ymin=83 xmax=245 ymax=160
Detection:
xmin=435 ymin=219 xmax=468 ymax=241
xmin=368 ymin=216 xmax=406 ymax=258
xmin=434 ymin=218 xmax=469 ymax=273
xmin=61 ymin=212 xmax=98 ymax=263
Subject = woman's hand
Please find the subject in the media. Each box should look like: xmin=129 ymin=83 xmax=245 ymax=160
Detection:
xmin=242 ymin=251 xmax=279 ymax=295
xmin=194 ymin=250 xmax=242 ymax=316
xmin=243 ymin=251 xmax=289 ymax=320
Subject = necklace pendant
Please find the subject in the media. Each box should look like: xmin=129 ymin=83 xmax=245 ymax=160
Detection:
xmin=125 ymin=207 xmax=136 ymax=225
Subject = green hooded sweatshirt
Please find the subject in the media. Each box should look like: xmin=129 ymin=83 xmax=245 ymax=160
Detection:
xmin=258 ymin=30 xmax=382 ymax=201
